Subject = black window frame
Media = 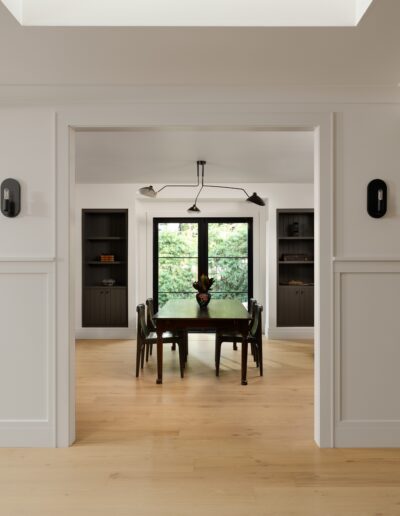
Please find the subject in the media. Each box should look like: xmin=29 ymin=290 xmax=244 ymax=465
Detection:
xmin=153 ymin=217 xmax=253 ymax=312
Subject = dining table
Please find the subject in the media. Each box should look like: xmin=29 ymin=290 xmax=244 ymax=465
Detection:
xmin=153 ymin=298 xmax=252 ymax=385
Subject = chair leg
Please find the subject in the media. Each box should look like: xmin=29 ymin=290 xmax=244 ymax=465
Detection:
xmin=136 ymin=340 xmax=142 ymax=377
xmin=258 ymin=340 xmax=263 ymax=377
xmin=140 ymin=343 xmax=145 ymax=369
xmin=171 ymin=343 xmax=176 ymax=351
xmin=150 ymin=343 xmax=153 ymax=356
xmin=233 ymin=341 xmax=238 ymax=351
xmin=145 ymin=342 xmax=150 ymax=362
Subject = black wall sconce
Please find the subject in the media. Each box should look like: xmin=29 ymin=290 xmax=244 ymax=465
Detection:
xmin=367 ymin=179 xmax=387 ymax=218
xmin=1 ymin=178 xmax=21 ymax=218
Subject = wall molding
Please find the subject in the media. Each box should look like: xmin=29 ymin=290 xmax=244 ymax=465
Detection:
xmin=76 ymin=328 xmax=135 ymax=340
xmin=334 ymin=259 xmax=400 ymax=447
xmin=0 ymin=260 xmax=55 ymax=447
xmin=267 ymin=327 xmax=314 ymax=340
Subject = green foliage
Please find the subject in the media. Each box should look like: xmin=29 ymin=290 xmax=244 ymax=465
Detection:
xmin=158 ymin=222 xmax=248 ymax=307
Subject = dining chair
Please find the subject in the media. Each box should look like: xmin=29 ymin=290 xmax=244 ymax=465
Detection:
xmin=233 ymin=298 xmax=257 ymax=351
xmin=215 ymin=302 xmax=263 ymax=377
xmin=136 ymin=304 xmax=186 ymax=378
xmin=145 ymin=298 xmax=187 ymax=360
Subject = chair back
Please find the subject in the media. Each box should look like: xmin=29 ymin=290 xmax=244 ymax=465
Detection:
xmin=136 ymin=304 xmax=150 ymax=339
xmin=250 ymin=303 xmax=263 ymax=338
xmin=248 ymin=298 xmax=257 ymax=318
xmin=146 ymin=298 xmax=157 ymax=331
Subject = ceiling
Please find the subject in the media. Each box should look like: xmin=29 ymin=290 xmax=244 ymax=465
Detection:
xmin=0 ymin=1 xmax=397 ymax=88
xmin=75 ymin=130 xmax=314 ymax=184
xmin=1 ymin=0 xmax=373 ymax=27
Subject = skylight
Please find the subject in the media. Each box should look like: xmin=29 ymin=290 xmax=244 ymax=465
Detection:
xmin=1 ymin=0 xmax=374 ymax=27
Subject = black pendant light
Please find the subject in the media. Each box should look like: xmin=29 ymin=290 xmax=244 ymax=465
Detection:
xmin=138 ymin=160 xmax=265 ymax=211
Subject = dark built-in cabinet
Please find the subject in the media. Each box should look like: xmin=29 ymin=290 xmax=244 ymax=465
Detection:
xmin=82 ymin=209 xmax=128 ymax=327
xmin=277 ymin=209 xmax=314 ymax=327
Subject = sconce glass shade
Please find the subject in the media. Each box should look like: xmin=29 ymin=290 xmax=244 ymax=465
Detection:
xmin=139 ymin=185 xmax=157 ymax=198
xmin=187 ymin=203 xmax=200 ymax=213
xmin=246 ymin=192 xmax=265 ymax=206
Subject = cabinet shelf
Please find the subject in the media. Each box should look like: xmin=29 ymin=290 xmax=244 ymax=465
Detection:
xmin=277 ymin=209 xmax=314 ymax=327
xmin=86 ymin=261 xmax=126 ymax=265
xmin=279 ymin=261 xmax=314 ymax=265
xmin=82 ymin=209 xmax=128 ymax=328
xmin=86 ymin=236 xmax=126 ymax=241
xmin=278 ymin=237 xmax=314 ymax=240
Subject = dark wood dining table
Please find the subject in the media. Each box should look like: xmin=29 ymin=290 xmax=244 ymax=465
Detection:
xmin=153 ymin=299 xmax=252 ymax=385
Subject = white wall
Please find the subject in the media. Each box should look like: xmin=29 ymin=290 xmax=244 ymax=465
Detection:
xmin=0 ymin=108 xmax=56 ymax=446
xmin=75 ymin=182 xmax=313 ymax=339
xmin=0 ymin=100 xmax=400 ymax=448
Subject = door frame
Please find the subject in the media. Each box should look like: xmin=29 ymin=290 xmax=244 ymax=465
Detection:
xmin=55 ymin=106 xmax=334 ymax=448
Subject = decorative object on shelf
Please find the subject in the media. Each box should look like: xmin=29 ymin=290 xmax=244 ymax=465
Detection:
xmin=100 ymin=254 xmax=115 ymax=262
xmin=193 ymin=274 xmax=214 ymax=308
xmin=288 ymin=221 xmax=299 ymax=236
xmin=281 ymin=253 xmax=312 ymax=262
xmin=139 ymin=160 xmax=265 ymax=213
xmin=367 ymin=179 xmax=387 ymax=218
xmin=101 ymin=278 xmax=116 ymax=287
xmin=1 ymin=178 xmax=21 ymax=218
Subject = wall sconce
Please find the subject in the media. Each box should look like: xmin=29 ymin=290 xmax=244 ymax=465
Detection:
xmin=367 ymin=179 xmax=387 ymax=218
xmin=1 ymin=179 xmax=21 ymax=218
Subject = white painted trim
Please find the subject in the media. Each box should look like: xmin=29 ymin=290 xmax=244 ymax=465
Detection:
xmin=267 ymin=327 xmax=314 ymax=340
xmin=335 ymin=421 xmax=400 ymax=448
xmin=76 ymin=328 xmax=135 ymax=340
xmin=56 ymin=106 xmax=334 ymax=448
xmin=0 ymin=260 xmax=56 ymax=447
xmin=334 ymin=257 xmax=400 ymax=263
xmin=334 ymin=259 xmax=400 ymax=447
xmin=0 ymin=257 xmax=55 ymax=262
xmin=0 ymin=422 xmax=55 ymax=448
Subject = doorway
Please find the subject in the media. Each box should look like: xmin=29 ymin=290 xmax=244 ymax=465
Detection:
xmin=55 ymin=110 xmax=333 ymax=448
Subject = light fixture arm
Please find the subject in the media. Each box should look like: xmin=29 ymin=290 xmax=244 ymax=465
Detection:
xmin=155 ymin=160 xmax=202 ymax=194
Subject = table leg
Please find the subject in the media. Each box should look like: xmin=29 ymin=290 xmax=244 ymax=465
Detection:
xmin=156 ymin=329 xmax=163 ymax=385
xmin=241 ymin=332 xmax=248 ymax=386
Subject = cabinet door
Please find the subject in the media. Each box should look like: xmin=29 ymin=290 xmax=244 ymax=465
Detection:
xmin=299 ymin=287 xmax=314 ymax=326
xmin=110 ymin=288 xmax=128 ymax=327
xmin=278 ymin=287 xmax=301 ymax=326
xmin=83 ymin=287 xmax=109 ymax=327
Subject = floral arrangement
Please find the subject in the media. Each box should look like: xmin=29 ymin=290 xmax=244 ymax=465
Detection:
xmin=193 ymin=274 xmax=214 ymax=307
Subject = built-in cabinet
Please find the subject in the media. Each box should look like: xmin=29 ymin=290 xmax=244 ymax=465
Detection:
xmin=277 ymin=209 xmax=314 ymax=327
xmin=82 ymin=209 xmax=128 ymax=327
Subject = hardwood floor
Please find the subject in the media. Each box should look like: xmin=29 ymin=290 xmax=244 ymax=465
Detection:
xmin=1 ymin=335 xmax=400 ymax=515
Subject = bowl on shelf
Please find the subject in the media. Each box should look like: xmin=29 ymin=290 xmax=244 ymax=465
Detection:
xmin=101 ymin=278 xmax=116 ymax=287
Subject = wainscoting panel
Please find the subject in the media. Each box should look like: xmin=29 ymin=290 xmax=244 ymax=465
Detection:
xmin=0 ymin=260 xmax=55 ymax=447
xmin=334 ymin=259 xmax=400 ymax=447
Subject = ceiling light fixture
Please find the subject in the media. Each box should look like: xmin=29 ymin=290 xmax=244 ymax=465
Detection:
xmin=138 ymin=160 xmax=265 ymax=213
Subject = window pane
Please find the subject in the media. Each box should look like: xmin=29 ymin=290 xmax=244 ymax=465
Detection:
xmin=208 ymin=222 xmax=248 ymax=258
xmin=159 ymin=258 xmax=198 ymax=293
xmin=208 ymin=257 xmax=248 ymax=293
xmin=159 ymin=222 xmax=198 ymax=257
xmin=211 ymin=292 xmax=248 ymax=304
xmin=158 ymin=292 xmax=194 ymax=309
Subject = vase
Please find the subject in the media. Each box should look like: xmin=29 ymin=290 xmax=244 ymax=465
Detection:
xmin=196 ymin=292 xmax=211 ymax=308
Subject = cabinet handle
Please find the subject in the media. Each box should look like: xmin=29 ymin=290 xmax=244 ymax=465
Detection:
xmin=296 ymin=290 xmax=299 ymax=294
xmin=301 ymin=290 xmax=304 ymax=295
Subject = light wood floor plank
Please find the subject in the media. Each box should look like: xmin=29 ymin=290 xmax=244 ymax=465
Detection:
xmin=0 ymin=335 xmax=400 ymax=515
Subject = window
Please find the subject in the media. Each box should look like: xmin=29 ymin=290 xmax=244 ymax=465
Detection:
xmin=153 ymin=218 xmax=253 ymax=311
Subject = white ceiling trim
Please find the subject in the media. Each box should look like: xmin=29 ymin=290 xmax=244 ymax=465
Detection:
xmin=1 ymin=0 xmax=375 ymax=27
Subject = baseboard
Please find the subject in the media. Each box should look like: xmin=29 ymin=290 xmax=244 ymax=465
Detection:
xmin=75 ymin=328 xmax=136 ymax=340
xmin=267 ymin=327 xmax=314 ymax=340
xmin=0 ymin=422 xmax=55 ymax=447
xmin=335 ymin=421 xmax=400 ymax=448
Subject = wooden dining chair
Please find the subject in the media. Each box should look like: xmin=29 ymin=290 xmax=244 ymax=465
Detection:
xmin=233 ymin=298 xmax=257 ymax=351
xmin=145 ymin=298 xmax=187 ymax=360
xmin=136 ymin=304 xmax=186 ymax=379
xmin=215 ymin=303 xmax=263 ymax=377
